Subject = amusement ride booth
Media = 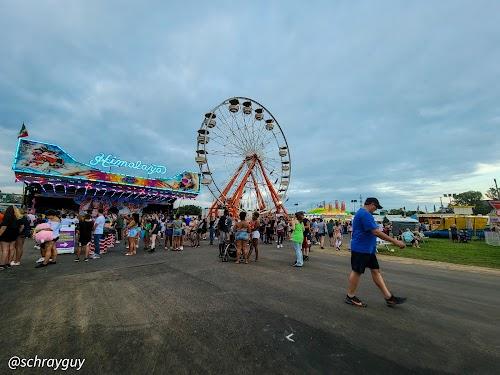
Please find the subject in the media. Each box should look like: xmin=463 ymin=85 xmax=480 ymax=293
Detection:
xmin=12 ymin=139 xmax=200 ymax=215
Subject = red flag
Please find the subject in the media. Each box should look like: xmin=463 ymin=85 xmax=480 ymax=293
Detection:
xmin=18 ymin=123 xmax=28 ymax=138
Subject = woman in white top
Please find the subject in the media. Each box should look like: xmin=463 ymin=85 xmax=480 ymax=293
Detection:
xmin=249 ymin=212 xmax=261 ymax=261
xmin=276 ymin=217 xmax=286 ymax=248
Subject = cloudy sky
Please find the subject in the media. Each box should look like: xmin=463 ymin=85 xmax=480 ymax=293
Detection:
xmin=1 ymin=0 xmax=499 ymax=211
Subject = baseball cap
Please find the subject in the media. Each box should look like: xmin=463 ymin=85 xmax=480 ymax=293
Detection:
xmin=364 ymin=197 xmax=383 ymax=209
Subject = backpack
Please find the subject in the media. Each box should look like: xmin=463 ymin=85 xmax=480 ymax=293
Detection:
xmin=218 ymin=216 xmax=228 ymax=232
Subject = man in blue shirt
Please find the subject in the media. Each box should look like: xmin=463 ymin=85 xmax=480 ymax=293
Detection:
xmin=92 ymin=209 xmax=105 ymax=259
xmin=345 ymin=198 xmax=407 ymax=308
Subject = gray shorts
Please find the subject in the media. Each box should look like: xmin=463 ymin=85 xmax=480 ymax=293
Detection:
xmin=218 ymin=231 xmax=227 ymax=245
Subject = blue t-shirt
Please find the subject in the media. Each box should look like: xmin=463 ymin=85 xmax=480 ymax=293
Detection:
xmin=94 ymin=215 xmax=105 ymax=235
xmin=49 ymin=220 xmax=62 ymax=238
xmin=350 ymin=208 xmax=379 ymax=254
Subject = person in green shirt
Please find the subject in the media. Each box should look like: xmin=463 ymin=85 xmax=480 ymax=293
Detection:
xmin=291 ymin=212 xmax=305 ymax=267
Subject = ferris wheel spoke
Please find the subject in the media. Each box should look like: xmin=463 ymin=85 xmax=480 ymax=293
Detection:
xmin=258 ymin=125 xmax=280 ymax=152
xmin=209 ymin=132 xmax=244 ymax=155
xmin=241 ymin=110 xmax=258 ymax=150
xmin=233 ymin=110 xmax=253 ymax=150
xmin=261 ymin=161 xmax=279 ymax=180
xmin=209 ymin=149 xmax=245 ymax=158
xmin=220 ymin=109 xmax=251 ymax=151
xmin=229 ymin=111 xmax=253 ymax=151
xmin=260 ymin=150 xmax=283 ymax=164
xmin=210 ymin=127 xmax=242 ymax=149
xmin=215 ymin=108 xmax=248 ymax=150
xmin=254 ymin=127 xmax=275 ymax=154
xmin=252 ymin=113 xmax=272 ymax=146
xmin=247 ymin=115 xmax=260 ymax=150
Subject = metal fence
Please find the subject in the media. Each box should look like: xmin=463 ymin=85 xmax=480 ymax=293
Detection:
xmin=485 ymin=232 xmax=500 ymax=246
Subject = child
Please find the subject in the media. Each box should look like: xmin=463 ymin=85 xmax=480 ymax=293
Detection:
xmin=33 ymin=222 xmax=54 ymax=268
xmin=334 ymin=224 xmax=343 ymax=251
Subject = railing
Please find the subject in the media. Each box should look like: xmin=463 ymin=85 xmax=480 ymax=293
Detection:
xmin=485 ymin=232 xmax=500 ymax=246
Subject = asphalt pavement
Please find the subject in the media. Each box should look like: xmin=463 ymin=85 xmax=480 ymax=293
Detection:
xmin=0 ymin=239 xmax=499 ymax=374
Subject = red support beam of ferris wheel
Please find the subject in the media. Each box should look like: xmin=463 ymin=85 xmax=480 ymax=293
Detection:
xmin=208 ymin=159 xmax=246 ymax=217
xmin=250 ymin=170 xmax=266 ymax=211
xmin=256 ymin=158 xmax=288 ymax=218
xmin=227 ymin=158 xmax=258 ymax=217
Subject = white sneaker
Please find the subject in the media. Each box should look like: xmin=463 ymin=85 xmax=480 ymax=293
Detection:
xmin=180 ymin=246 xmax=184 ymax=250
xmin=36 ymin=257 xmax=45 ymax=263
xmin=34 ymin=245 xmax=40 ymax=250
xmin=115 ymin=240 xmax=120 ymax=244
xmin=91 ymin=254 xmax=100 ymax=259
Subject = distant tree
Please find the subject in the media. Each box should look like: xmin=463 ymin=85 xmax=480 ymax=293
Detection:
xmin=454 ymin=191 xmax=483 ymax=206
xmin=474 ymin=201 xmax=492 ymax=215
xmin=388 ymin=208 xmax=404 ymax=215
xmin=485 ymin=187 xmax=500 ymax=200
xmin=176 ymin=205 xmax=202 ymax=216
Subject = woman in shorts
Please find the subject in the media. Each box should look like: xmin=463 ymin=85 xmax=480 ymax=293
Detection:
xmin=249 ymin=212 xmax=260 ymax=262
xmin=13 ymin=208 xmax=30 ymax=266
xmin=172 ymin=214 xmax=183 ymax=251
xmin=126 ymin=215 xmax=139 ymax=256
xmin=76 ymin=214 xmax=94 ymax=262
xmin=234 ymin=211 xmax=250 ymax=264
xmin=0 ymin=206 xmax=21 ymax=270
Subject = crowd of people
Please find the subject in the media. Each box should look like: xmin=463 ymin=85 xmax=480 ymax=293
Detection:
xmin=0 ymin=204 xmax=354 ymax=270
xmin=1 ymin=196 xmax=408 ymax=308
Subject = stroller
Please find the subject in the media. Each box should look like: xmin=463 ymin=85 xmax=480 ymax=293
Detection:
xmin=219 ymin=233 xmax=237 ymax=262
xmin=458 ymin=230 xmax=469 ymax=243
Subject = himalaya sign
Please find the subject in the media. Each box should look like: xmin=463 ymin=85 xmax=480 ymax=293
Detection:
xmin=89 ymin=153 xmax=167 ymax=175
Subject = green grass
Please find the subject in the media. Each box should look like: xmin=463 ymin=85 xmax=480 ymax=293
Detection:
xmin=377 ymin=238 xmax=500 ymax=269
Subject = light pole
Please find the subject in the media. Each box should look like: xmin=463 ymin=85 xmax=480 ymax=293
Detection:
xmin=350 ymin=199 xmax=358 ymax=212
xmin=495 ymin=178 xmax=500 ymax=200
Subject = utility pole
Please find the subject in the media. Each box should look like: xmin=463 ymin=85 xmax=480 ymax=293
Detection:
xmin=350 ymin=199 xmax=357 ymax=212
xmin=495 ymin=178 xmax=500 ymax=200
xmin=359 ymin=194 xmax=362 ymax=207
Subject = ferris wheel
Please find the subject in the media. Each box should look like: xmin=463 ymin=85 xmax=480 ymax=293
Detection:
xmin=195 ymin=97 xmax=291 ymax=218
